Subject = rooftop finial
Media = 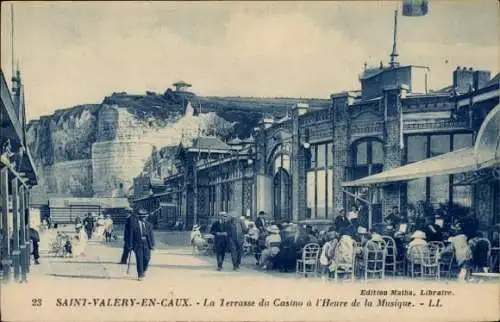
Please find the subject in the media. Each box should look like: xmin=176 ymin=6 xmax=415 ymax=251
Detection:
xmin=389 ymin=10 xmax=400 ymax=68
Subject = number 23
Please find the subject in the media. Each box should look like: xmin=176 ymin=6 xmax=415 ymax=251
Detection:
xmin=32 ymin=298 xmax=42 ymax=307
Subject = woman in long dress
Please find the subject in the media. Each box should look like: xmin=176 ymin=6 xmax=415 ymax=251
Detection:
xmin=95 ymin=215 xmax=106 ymax=240
xmin=72 ymin=223 xmax=87 ymax=257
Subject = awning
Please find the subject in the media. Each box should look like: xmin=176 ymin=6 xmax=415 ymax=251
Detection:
xmin=342 ymin=147 xmax=475 ymax=187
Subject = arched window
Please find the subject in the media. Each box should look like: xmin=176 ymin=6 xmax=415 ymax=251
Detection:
xmin=352 ymin=139 xmax=384 ymax=180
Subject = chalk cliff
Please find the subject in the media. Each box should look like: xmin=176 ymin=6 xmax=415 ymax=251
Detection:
xmin=26 ymin=89 xmax=330 ymax=202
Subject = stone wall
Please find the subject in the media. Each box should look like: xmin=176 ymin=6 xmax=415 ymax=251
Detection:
xmin=92 ymin=140 xmax=151 ymax=197
xmin=30 ymin=159 xmax=93 ymax=202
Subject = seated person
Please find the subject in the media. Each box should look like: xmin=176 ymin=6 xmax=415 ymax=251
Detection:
xmin=260 ymin=225 xmax=282 ymax=270
xmin=274 ymin=223 xmax=299 ymax=272
xmin=247 ymin=222 xmax=260 ymax=241
xmin=468 ymin=234 xmax=491 ymax=273
xmin=319 ymin=231 xmax=338 ymax=275
xmin=423 ymin=216 xmax=443 ymax=242
xmin=385 ymin=206 xmax=404 ymax=228
xmin=407 ymin=230 xmax=428 ymax=263
xmin=329 ymin=229 xmax=356 ymax=275
xmin=443 ymin=230 xmax=471 ymax=280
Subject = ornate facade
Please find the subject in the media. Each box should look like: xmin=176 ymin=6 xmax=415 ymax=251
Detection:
xmin=134 ymin=65 xmax=499 ymax=233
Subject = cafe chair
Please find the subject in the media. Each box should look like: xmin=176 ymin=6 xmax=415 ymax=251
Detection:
xmin=331 ymin=240 xmax=357 ymax=282
xmin=428 ymin=241 xmax=446 ymax=255
xmin=362 ymin=240 xmax=387 ymax=280
xmin=296 ymin=243 xmax=321 ymax=278
xmin=407 ymin=244 xmax=427 ymax=278
xmin=382 ymin=236 xmax=403 ymax=276
xmin=421 ymin=246 xmax=440 ymax=280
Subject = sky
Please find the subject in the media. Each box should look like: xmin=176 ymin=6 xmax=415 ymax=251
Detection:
xmin=1 ymin=1 xmax=498 ymax=121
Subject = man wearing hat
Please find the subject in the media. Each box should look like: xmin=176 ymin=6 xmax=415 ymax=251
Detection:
xmin=210 ymin=212 xmax=229 ymax=270
xmin=334 ymin=208 xmax=350 ymax=232
xmin=119 ymin=206 xmax=134 ymax=264
xmin=226 ymin=212 xmax=249 ymax=270
xmin=125 ymin=209 xmax=155 ymax=280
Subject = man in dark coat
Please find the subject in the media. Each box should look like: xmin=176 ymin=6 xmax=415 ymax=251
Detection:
xmin=210 ymin=212 xmax=229 ymax=271
xmin=125 ymin=209 xmax=155 ymax=281
xmin=385 ymin=206 xmax=404 ymax=228
xmin=29 ymin=227 xmax=40 ymax=265
xmin=334 ymin=208 xmax=350 ymax=232
xmin=226 ymin=212 xmax=248 ymax=270
xmin=119 ymin=207 xmax=134 ymax=264
xmin=83 ymin=213 xmax=95 ymax=239
xmin=255 ymin=211 xmax=267 ymax=230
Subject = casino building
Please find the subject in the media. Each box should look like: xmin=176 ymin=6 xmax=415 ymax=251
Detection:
xmin=133 ymin=31 xmax=499 ymax=234
xmin=134 ymin=58 xmax=499 ymax=234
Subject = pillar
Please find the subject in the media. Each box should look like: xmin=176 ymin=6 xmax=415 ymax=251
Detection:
xmin=19 ymin=185 xmax=27 ymax=282
xmin=1 ymin=167 xmax=11 ymax=282
xmin=12 ymin=178 xmax=20 ymax=282
xmin=25 ymin=190 xmax=31 ymax=272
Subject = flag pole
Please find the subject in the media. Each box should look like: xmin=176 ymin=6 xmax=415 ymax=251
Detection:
xmin=11 ymin=4 xmax=15 ymax=78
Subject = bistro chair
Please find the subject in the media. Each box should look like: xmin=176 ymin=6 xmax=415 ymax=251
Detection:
xmin=439 ymin=251 xmax=455 ymax=278
xmin=243 ymin=235 xmax=254 ymax=257
xmin=362 ymin=240 xmax=387 ymax=280
xmin=296 ymin=243 xmax=321 ymax=278
xmin=406 ymin=244 xmax=428 ymax=278
xmin=421 ymin=246 xmax=440 ymax=280
xmin=332 ymin=240 xmax=357 ymax=282
xmin=382 ymin=236 xmax=403 ymax=276
xmin=428 ymin=241 xmax=446 ymax=255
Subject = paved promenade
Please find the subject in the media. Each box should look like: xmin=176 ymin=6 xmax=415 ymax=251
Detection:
xmin=2 ymin=229 xmax=498 ymax=322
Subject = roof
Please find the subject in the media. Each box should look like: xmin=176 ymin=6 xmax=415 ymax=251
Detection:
xmin=484 ymin=73 xmax=500 ymax=89
xmin=173 ymin=80 xmax=191 ymax=87
xmin=433 ymin=85 xmax=454 ymax=94
xmin=49 ymin=197 xmax=130 ymax=209
xmin=188 ymin=136 xmax=232 ymax=152
xmin=343 ymin=148 xmax=476 ymax=187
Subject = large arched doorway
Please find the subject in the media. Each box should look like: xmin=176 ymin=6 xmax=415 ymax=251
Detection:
xmin=268 ymin=148 xmax=292 ymax=223
xmin=273 ymin=168 xmax=292 ymax=223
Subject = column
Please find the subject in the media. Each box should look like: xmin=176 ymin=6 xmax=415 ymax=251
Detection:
xmin=12 ymin=178 xmax=20 ymax=282
xmin=1 ymin=167 xmax=11 ymax=282
xmin=19 ymin=185 xmax=27 ymax=282
xmin=25 ymin=190 xmax=31 ymax=272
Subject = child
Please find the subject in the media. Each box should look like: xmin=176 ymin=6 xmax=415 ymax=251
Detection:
xmin=190 ymin=225 xmax=204 ymax=253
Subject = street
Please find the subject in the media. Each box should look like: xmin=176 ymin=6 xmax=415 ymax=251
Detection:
xmin=2 ymin=229 xmax=499 ymax=322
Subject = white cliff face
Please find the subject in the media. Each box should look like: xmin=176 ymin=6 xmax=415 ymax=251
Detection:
xmin=91 ymin=103 xmax=234 ymax=197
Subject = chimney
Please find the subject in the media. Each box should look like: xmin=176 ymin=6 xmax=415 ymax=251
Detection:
xmin=453 ymin=66 xmax=474 ymax=94
xmin=293 ymin=103 xmax=309 ymax=116
xmin=473 ymin=70 xmax=491 ymax=90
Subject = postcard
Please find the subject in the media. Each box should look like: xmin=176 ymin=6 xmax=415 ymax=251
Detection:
xmin=1 ymin=1 xmax=499 ymax=321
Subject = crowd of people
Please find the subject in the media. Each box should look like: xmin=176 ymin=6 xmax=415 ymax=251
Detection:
xmin=191 ymin=205 xmax=497 ymax=280
xmin=43 ymin=213 xmax=115 ymax=259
